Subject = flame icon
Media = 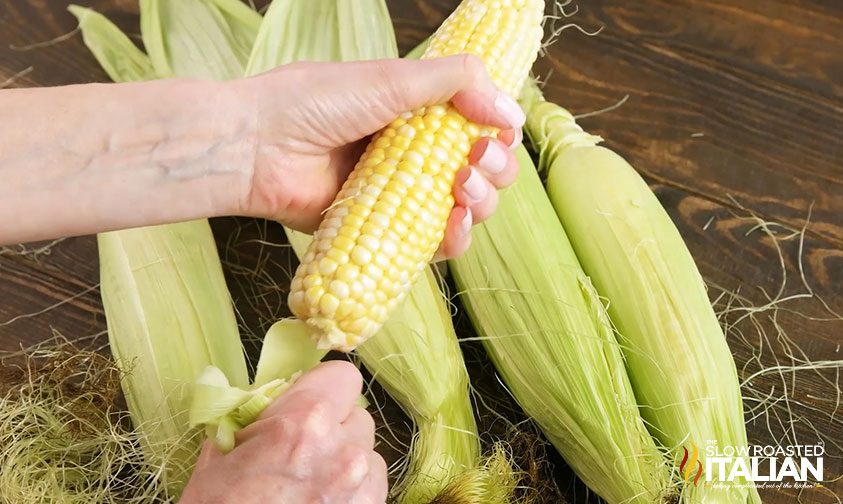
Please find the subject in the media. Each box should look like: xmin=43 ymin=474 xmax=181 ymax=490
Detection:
xmin=679 ymin=443 xmax=703 ymax=486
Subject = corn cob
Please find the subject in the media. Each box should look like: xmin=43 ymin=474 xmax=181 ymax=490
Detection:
xmin=521 ymin=82 xmax=761 ymax=504
xmin=244 ymin=2 xmax=506 ymax=499
xmin=288 ymin=0 xmax=546 ymax=351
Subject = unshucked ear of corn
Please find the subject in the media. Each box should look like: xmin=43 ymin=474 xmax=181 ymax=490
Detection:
xmin=449 ymin=147 xmax=671 ymax=504
xmin=73 ymin=1 xmax=257 ymax=497
xmin=521 ymin=83 xmax=761 ymax=504
xmin=247 ymin=2 xmax=513 ymax=501
xmin=97 ymin=222 xmax=248 ymax=496
xmin=289 ymin=0 xmax=547 ymax=351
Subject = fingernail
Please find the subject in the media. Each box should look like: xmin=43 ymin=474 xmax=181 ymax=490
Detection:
xmin=476 ymin=140 xmax=508 ymax=174
xmin=460 ymin=208 xmax=473 ymax=236
xmin=508 ymin=128 xmax=523 ymax=150
xmin=494 ymin=92 xmax=526 ymax=128
xmin=461 ymin=168 xmax=488 ymax=203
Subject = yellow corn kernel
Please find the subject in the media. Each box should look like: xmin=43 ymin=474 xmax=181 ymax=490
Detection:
xmin=290 ymin=0 xmax=545 ymax=350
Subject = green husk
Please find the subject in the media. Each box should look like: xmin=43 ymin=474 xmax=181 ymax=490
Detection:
xmin=139 ymin=0 xmax=261 ymax=79
xmin=189 ymin=319 xmax=325 ymax=453
xmin=521 ymin=82 xmax=761 ymax=504
xmin=449 ymin=147 xmax=671 ymax=504
xmin=68 ymin=5 xmax=155 ymax=82
xmin=75 ymin=2 xmax=259 ymax=496
xmin=98 ymin=222 xmax=249 ymax=496
xmin=356 ymin=294 xmax=480 ymax=504
xmin=288 ymin=230 xmax=487 ymax=504
xmin=245 ymin=0 xmax=397 ymax=75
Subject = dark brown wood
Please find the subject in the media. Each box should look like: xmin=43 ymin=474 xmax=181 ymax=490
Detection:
xmin=1 ymin=1 xmax=841 ymax=502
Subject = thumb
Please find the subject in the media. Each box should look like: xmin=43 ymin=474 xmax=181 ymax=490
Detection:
xmin=327 ymin=55 xmax=524 ymax=135
xmin=194 ymin=440 xmax=223 ymax=471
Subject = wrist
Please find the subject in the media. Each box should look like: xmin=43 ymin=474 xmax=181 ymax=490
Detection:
xmin=159 ymin=78 xmax=258 ymax=219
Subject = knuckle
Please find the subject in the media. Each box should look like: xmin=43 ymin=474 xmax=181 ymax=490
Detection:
xmin=268 ymin=405 xmax=331 ymax=477
xmin=459 ymin=54 xmax=488 ymax=84
xmin=359 ymin=408 xmax=376 ymax=431
xmin=314 ymin=446 xmax=371 ymax=493
xmin=460 ymin=54 xmax=483 ymax=74
xmin=265 ymin=415 xmax=297 ymax=441
xmin=338 ymin=446 xmax=371 ymax=484
xmin=294 ymin=398 xmax=333 ymax=439
xmin=328 ymin=360 xmax=362 ymax=380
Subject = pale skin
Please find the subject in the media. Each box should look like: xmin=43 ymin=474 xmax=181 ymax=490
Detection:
xmin=0 ymin=55 xmax=523 ymax=503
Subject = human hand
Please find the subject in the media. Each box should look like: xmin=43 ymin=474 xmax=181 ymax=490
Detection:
xmin=235 ymin=55 xmax=524 ymax=259
xmin=179 ymin=361 xmax=386 ymax=504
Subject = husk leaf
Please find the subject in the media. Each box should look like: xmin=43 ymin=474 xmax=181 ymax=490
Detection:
xmin=139 ymin=0 xmax=260 ymax=79
xmin=68 ymin=5 xmax=156 ymax=82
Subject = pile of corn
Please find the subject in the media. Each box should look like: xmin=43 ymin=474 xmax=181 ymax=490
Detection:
xmin=70 ymin=0 xmax=759 ymax=503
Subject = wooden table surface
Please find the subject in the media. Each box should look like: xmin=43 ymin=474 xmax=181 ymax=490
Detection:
xmin=1 ymin=1 xmax=841 ymax=502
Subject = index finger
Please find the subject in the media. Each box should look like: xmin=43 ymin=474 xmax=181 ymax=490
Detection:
xmin=258 ymin=360 xmax=363 ymax=424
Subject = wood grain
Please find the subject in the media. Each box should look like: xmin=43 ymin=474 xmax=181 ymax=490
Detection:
xmin=1 ymin=1 xmax=841 ymax=502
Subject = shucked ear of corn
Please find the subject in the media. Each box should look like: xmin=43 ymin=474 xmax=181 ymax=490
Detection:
xmin=246 ymin=2 xmax=513 ymax=501
xmin=449 ymin=146 xmax=671 ymax=504
xmin=288 ymin=0 xmax=547 ymax=351
xmin=520 ymin=82 xmax=761 ymax=504
xmin=71 ymin=1 xmax=257 ymax=497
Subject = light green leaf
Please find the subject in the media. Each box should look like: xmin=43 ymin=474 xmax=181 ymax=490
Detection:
xmin=189 ymin=366 xmax=253 ymax=425
xmin=210 ymin=417 xmax=240 ymax=453
xmin=189 ymin=318 xmax=332 ymax=453
xmin=245 ymin=0 xmax=398 ymax=77
xmin=206 ymin=0 xmax=263 ymax=60
xmin=140 ymin=0 xmax=261 ymax=80
xmin=254 ymin=319 xmax=327 ymax=387
xmin=68 ymin=4 xmax=156 ymax=82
